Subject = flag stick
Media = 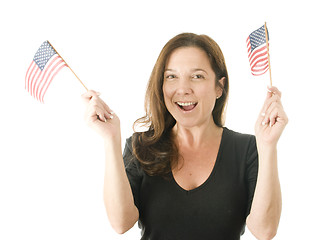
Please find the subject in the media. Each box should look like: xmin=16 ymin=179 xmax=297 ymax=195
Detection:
xmin=264 ymin=22 xmax=272 ymax=86
xmin=47 ymin=41 xmax=88 ymax=91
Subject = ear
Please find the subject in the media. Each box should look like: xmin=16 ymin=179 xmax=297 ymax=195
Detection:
xmin=216 ymin=77 xmax=225 ymax=98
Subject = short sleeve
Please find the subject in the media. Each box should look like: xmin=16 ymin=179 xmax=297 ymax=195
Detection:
xmin=123 ymin=137 xmax=143 ymax=210
xmin=245 ymin=135 xmax=258 ymax=217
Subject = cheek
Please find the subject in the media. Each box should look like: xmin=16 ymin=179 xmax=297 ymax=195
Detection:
xmin=162 ymin=84 xmax=173 ymax=104
xmin=201 ymin=85 xmax=217 ymax=108
xmin=199 ymin=82 xmax=216 ymax=96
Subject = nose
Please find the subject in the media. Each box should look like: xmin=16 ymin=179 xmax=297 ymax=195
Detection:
xmin=176 ymin=77 xmax=193 ymax=95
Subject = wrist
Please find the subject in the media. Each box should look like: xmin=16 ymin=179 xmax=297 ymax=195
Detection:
xmin=257 ymin=144 xmax=278 ymax=166
xmin=103 ymin=135 xmax=121 ymax=146
xmin=257 ymin=143 xmax=277 ymax=153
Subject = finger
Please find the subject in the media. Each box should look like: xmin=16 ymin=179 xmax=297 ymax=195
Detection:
xmin=83 ymin=91 xmax=115 ymax=123
xmin=90 ymin=101 xmax=115 ymax=122
xmin=263 ymin=98 xmax=287 ymax=127
xmin=86 ymin=92 xmax=113 ymax=115
xmin=98 ymin=113 xmax=107 ymax=122
xmin=87 ymin=96 xmax=106 ymax=117
xmin=91 ymin=97 xmax=114 ymax=118
xmin=261 ymin=94 xmax=280 ymax=117
xmin=81 ymin=90 xmax=101 ymax=103
xmin=100 ymin=100 xmax=114 ymax=115
xmin=271 ymin=109 xmax=280 ymax=127
xmin=261 ymin=85 xmax=282 ymax=114
xmin=86 ymin=104 xmax=106 ymax=122
xmin=262 ymin=101 xmax=277 ymax=125
xmin=267 ymin=107 xmax=279 ymax=127
xmin=267 ymin=85 xmax=282 ymax=98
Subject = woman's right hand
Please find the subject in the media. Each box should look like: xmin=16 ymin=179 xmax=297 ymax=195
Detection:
xmin=82 ymin=90 xmax=120 ymax=141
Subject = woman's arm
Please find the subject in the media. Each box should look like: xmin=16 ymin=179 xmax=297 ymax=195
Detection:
xmin=103 ymin=137 xmax=139 ymax=234
xmin=246 ymin=86 xmax=288 ymax=240
xmin=246 ymin=145 xmax=282 ymax=239
xmin=82 ymin=90 xmax=139 ymax=234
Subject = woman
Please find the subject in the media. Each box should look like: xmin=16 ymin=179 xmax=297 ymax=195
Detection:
xmin=82 ymin=33 xmax=288 ymax=240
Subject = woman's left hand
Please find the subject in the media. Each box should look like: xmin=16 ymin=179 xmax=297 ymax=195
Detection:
xmin=255 ymin=86 xmax=288 ymax=148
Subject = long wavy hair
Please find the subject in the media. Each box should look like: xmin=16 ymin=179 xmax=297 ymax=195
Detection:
xmin=132 ymin=33 xmax=229 ymax=177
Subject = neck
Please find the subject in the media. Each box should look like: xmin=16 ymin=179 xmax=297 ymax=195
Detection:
xmin=173 ymin=118 xmax=223 ymax=149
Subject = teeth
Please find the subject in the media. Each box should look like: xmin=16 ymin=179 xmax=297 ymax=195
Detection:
xmin=176 ymin=102 xmax=196 ymax=106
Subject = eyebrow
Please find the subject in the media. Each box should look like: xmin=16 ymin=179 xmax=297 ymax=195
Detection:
xmin=192 ymin=68 xmax=208 ymax=74
xmin=164 ymin=68 xmax=208 ymax=74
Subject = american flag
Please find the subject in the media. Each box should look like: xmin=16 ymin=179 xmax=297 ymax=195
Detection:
xmin=25 ymin=41 xmax=67 ymax=102
xmin=246 ymin=25 xmax=269 ymax=76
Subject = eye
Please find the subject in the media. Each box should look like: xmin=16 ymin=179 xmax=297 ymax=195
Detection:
xmin=165 ymin=74 xmax=177 ymax=80
xmin=192 ymin=74 xmax=205 ymax=80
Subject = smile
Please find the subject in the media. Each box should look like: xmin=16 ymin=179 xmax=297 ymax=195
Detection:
xmin=175 ymin=101 xmax=198 ymax=111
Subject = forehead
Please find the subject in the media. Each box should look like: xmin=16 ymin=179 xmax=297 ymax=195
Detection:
xmin=166 ymin=47 xmax=212 ymax=69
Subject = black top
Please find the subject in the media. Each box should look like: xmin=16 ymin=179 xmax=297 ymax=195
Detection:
xmin=123 ymin=127 xmax=258 ymax=240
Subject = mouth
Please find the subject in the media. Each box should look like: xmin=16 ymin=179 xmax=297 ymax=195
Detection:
xmin=175 ymin=101 xmax=198 ymax=112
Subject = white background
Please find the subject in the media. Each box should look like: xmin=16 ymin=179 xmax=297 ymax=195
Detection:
xmin=0 ymin=0 xmax=320 ymax=239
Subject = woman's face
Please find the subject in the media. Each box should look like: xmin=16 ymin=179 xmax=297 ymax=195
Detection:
xmin=163 ymin=47 xmax=222 ymax=129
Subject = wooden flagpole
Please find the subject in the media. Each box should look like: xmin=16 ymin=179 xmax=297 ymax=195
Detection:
xmin=47 ymin=41 xmax=88 ymax=91
xmin=264 ymin=22 xmax=272 ymax=86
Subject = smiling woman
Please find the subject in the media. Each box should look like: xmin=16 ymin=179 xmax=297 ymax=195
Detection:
xmin=82 ymin=32 xmax=287 ymax=240
xmin=132 ymin=33 xmax=229 ymax=177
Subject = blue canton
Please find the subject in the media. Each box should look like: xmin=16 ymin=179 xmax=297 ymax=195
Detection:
xmin=33 ymin=41 xmax=57 ymax=70
xmin=249 ymin=25 xmax=269 ymax=52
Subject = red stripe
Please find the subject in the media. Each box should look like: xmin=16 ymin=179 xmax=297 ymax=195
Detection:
xmin=246 ymin=37 xmax=251 ymax=54
xmin=25 ymin=61 xmax=34 ymax=90
xmin=26 ymin=62 xmax=38 ymax=93
xmin=30 ymin=69 xmax=42 ymax=97
xmin=40 ymin=63 xmax=67 ymax=102
xmin=34 ymin=55 xmax=60 ymax=101
xmin=29 ymin=67 xmax=40 ymax=96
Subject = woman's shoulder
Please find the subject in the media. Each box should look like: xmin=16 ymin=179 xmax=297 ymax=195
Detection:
xmin=222 ymin=127 xmax=257 ymax=162
xmin=123 ymin=135 xmax=137 ymax=166
xmin=123 ymin=130 xmax=154 ymax=164
xmin=222 ymin=127 xmax=256 ymax=150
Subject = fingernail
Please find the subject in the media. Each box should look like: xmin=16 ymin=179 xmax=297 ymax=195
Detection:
xmin=262 ymin=121 xmax=266 ymax=126
xmin=267 ymin=85 xmax=272 ymax=92
xmin=110 ymin=115 xmax=114 ymax=119
xmin=261 ymin=112 xmax=265 ymax=117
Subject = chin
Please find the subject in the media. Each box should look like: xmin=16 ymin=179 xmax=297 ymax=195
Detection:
xmin=174 ymin=118 xmax=202 ymax=129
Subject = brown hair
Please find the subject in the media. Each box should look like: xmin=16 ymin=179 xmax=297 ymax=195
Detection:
xmin=132 ymin=33 xmax=229 ymax=177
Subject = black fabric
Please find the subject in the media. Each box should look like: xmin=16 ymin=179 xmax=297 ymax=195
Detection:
xmin=123 ymin=127 xmax=258 ymax=240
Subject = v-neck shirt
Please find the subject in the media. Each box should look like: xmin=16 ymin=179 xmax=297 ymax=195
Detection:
xmin=123 ymin=127 xmax=258 ymax=240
